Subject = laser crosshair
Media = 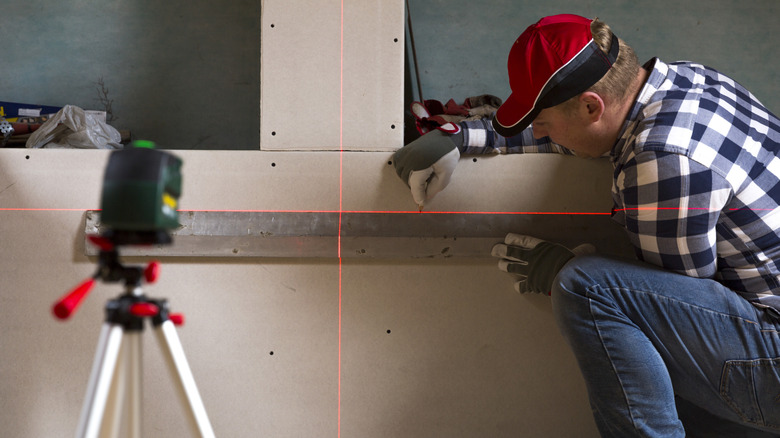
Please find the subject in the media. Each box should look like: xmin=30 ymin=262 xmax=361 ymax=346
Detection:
xmin=99 ymin=140 xmax=182 ymax=245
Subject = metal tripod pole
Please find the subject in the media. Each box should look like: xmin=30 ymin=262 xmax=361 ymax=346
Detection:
xmin=72 ymin=283 xmax=215 ymax=438
xmin=154 ymin=319 xmax=214 ymax=437
xmin=75 ymin=322 xmax=128 ymax=438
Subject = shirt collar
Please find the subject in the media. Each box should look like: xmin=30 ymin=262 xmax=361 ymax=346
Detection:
xmin=610 ymin=57 xmax=666 ymax=161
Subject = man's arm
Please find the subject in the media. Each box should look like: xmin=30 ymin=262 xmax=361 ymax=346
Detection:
xmin=458 ymin=117 xmax=574 ymax=155
xmin=393 ymin=116 xmax=573 ymax=207
xmin=616 ymin=151 xmax=732 ymax=278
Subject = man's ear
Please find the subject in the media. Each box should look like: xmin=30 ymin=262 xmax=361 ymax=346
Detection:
xmin=580 ymin=91 xmax=605 ymax=122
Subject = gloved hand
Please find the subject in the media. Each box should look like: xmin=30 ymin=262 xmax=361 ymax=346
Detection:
xmin=491 ymin=233 xmax=595 ymax=294
xmin=393 ymin=130 xmax=460 ymax=209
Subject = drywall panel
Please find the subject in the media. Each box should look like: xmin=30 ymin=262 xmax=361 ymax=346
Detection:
xmin=0 ymin=148 xmax=612 ymax=437
xmin=260 ymin=0 xmax=404 ymax=151
xmin=81 ymin=152 xmax=631 ymax=258
xmin=338 ymin=259 xmax=595 ymax=437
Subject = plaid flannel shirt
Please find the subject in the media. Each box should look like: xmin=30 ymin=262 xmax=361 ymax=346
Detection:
xmin=458 ymin=58 xmax=780 ymax=310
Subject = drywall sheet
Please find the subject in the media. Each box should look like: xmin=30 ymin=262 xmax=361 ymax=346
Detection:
xmin=260 ymin=0 xmax=404 ymax=151
xmin=0 ymin=148 xmax=613 ymax=437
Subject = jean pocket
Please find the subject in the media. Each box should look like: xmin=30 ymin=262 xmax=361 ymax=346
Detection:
xmin=720 ymin=358 xmax=780 ymax=430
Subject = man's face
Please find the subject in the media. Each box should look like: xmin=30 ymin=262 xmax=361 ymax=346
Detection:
xmin=531 ymin=103 xmax=610 ymax=158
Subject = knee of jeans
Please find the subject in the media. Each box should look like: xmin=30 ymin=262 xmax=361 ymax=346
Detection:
xmin=553 ymin=254 xmax=606 ymax=294
xmin=551 ymin=254 xmax=605 ymax=319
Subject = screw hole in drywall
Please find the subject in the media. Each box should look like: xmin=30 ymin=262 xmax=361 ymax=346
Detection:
xmin=270 ymin=24 xmax=275 ymax=28
xmin=390 ymin=124 xmax=396 ymax=129
xmin=472 ymin=158 xmax=477 ymax=162
xmin=25 ymin=155 xmax=30 ymax=160
xmin=271 ymin=131 xmax=276 ymax=136
xmin=269 ymin=351 xmax=274 ymax=356
xmin=271 ymin=162 xmax=276 ymax=167
xmin=387 ymin=160 xmax=392 ymax=165
xmin=386 ymin=329 xmax=391 ymax=334
xmin=394 ymin=38 xmax=398 ymax=42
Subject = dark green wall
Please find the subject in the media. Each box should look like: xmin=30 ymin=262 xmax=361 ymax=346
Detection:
xmin=2 ymin=0 xmax=260 ymax=149
xmin=4 ymin=1 xmax=778 ymax=149
xmin=406 ymin=0 xmax=780 ymax=117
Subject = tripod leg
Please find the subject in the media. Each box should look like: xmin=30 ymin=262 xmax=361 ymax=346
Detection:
xmin=76 ymin=323 xmax=124 ymax=438
xmin=102 ymin=336 xmax=127 ymax=437
xmin=154 ymin=320 xmax=215 ymax=438
xmin=126 ymin=331 xmax=143 ymax=438
xmin=102 ymin=332 xmax=143 ymax=438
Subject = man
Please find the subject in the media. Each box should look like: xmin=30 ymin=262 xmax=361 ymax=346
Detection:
xmin=393 ymin=14 xmax=780 ymax=437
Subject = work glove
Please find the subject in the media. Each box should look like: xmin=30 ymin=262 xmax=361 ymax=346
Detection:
xmin=491 ymin=233 xmax=595 ymax=294
xmin=393 ymin=130 xmax=460 ymax=210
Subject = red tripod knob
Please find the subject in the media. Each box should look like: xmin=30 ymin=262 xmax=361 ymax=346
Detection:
xmin=52 ymin=278 xmax=96 ymax=320
xmin=170 ymin=313 xmax=185 ymax=326
xmin=145 ymin=261 xmax=160 ymax=283
xmin=129 ymin=302 xmax=159 ymax=317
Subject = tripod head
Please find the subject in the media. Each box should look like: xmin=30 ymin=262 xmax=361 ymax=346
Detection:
xmin=52 ymin=235 xmax=162 ymax=320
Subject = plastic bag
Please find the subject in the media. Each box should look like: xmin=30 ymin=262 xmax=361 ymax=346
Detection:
xmin=26 ymin=105 xmax=122 ymax=149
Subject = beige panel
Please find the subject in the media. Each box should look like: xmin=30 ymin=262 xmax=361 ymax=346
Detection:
xmin=260 ymin=1 xmax=404 ymax=151
xmin=342 ymin=152 xmax=616 ymax=213
xmin=260 ymin=0 xmax=341 ymax=150
xmin=339 ymin=259 xmax=596 ymax=437
xmin=342 ymin=1 xmax=405 ymax=150
xmin=0 ymin=148 xmax=601 ymax=437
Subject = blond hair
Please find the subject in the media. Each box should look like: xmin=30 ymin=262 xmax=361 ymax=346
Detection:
xmin=558 ymin=18 xmax=640 ymax=116
xmin=589 ymin=18 xmax=640 ymax=103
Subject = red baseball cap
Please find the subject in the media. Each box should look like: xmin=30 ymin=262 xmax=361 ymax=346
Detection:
xmin=492 ymin=14 xmax=619 ymax=137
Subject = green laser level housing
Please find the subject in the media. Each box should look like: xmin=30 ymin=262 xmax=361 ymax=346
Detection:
xmin=99 ymin=142 xmax=182 ymax=245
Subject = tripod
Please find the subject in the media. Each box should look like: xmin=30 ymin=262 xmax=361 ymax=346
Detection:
xmin=53 ymin=236 xmax=215 ymax=438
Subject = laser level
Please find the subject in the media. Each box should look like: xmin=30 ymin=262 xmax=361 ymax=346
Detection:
xmin=99 ymin=140 xmax=182 ymax=245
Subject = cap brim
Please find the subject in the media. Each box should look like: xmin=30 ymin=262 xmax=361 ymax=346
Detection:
xmin=492 ymin=94 xmax=538 ymax=137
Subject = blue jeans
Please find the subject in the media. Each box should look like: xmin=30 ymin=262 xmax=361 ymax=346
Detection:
xmin=551 ymin=255 xmax=780 ymax=437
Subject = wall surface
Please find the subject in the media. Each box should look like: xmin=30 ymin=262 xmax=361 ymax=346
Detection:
xmin=260 ymin=1 xmax=404 ymax=151
xmin=1 ymin=0 xmax=261 ymax=150
xmin=0 ymin=148 xmax=628 ymax=437
xmin=406 ymin=0 xmax=780 ymax=117
xmin=3 ymin=1 xmax=778 ymax=150
xmin=3 ymin=1 xmax=769 ymax=436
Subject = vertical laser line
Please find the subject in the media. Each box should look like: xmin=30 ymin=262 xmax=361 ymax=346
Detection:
xmin=338 ymin=1 xmax=344 ymax=436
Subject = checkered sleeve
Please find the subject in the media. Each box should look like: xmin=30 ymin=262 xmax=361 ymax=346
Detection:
xmin=458 ymin=117 xmax=573 ymax=155
xmin=616 ymin=150 xmax=732 ymax=278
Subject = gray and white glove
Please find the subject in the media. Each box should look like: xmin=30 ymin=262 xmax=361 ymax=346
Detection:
xmin=393 ymin=130 xmax=460 ymax=209
xmin=491 ymin=233 xmax=595 ymax=294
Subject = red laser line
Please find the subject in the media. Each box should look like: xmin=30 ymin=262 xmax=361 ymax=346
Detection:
xmin=0 ymin=208 xmax=94 ymax=211
xmin=181 ymin=209 xmax=611 ymax=215
xmin=0 ymin=207 xmax=610 ymax=215
xmin=7 ymin=207 xmax=772 ymax=215
xmin=4 ymin=207 xmax=773 ymax=215
xmin=338 ymin=1 xmax=344 ymax=436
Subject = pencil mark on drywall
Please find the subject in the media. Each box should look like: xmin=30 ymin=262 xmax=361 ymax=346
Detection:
xmin=0 ymin=182 xmax=15 ymax=196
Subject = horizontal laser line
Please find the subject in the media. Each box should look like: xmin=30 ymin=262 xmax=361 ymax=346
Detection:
xmin=0 ymin=208 xmax=94 ymax=212
xmin=184 ymin=209 xmax=612 ymax=215
xmin=1 ymin=207 xmax=772 ymax=214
